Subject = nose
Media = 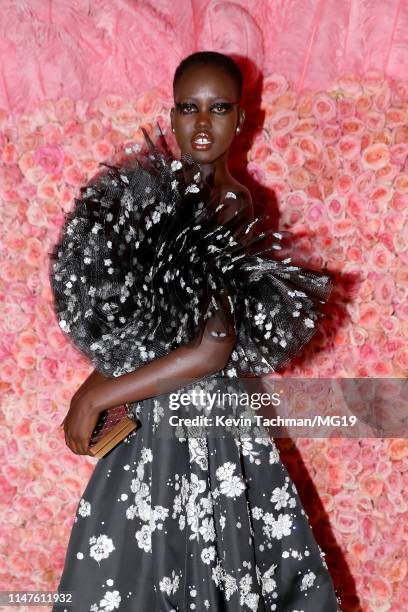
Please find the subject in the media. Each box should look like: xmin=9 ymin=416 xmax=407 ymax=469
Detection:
xmin=194 ymin=109 xmax=212 ymax=131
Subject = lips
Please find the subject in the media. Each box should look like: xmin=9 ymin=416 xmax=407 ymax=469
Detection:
xmin=192 ymin=132 xmax=213 ymax=145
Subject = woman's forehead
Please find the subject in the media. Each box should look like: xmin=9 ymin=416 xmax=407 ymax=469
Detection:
xmin=174 ymin=66 xmax=238 ymax=99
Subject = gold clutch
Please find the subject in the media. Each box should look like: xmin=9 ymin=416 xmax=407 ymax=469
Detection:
xmin=88 ymin=403 xmax=139 ymax=459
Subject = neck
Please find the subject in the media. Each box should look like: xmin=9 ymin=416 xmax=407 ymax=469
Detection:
xmin=196 ymin=149 xmax=233 ymax=187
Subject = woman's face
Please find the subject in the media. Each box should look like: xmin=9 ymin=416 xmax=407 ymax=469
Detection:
xmin=170 ymin=64 xmax=245 ymax=165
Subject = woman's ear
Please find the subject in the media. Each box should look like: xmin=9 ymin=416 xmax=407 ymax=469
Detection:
xmin=239 ymin=108 xmax=245 ymax=130
xmin=170 ymin=107 xmax=175 ymax=132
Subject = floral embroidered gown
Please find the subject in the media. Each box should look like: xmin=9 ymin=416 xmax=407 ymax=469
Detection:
xmin=49 ymin=125 xmax=341 ymax=612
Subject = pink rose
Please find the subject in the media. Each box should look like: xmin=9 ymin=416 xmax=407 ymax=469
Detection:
xmin=370 ymin=243 xmax=394 ymax=270
xmin=335 ymin=174 xmax=353 ymax=195
xmin=292 ymin=118 xmax=318 ymax=135
xmin=337 ymin=135 xmax=360 ymax=159
xmin=91 ymin=139 xmax=115 ymax=162
xmin=96 ymin=94 xmax=124 ymax=117
xmin=312 ymin=93 xmax=337 ymax=122
xmin=362 ymin=143 xmax=390 ymax=170
xmin=297 ymin=135 xmax=321 ymax=158
xmin=246 ymin=162 xmax=265 ymax=184
xmin=376 ymin=164 xmax=399 ymax=183
xmin=55 ymin=96 xmax=75 ymax=122
xmin=337 ymin=98 xmax=356 ymax=120
xmin=84 ymin=118 xmax=104 ymax=142
xmin=283 ymin=146 xmax=304 ymax=168
xmin=134 ymin=89 xmax=163 ymax=116
xmin=268 ymin=109 xmax=297 ymax=136
xmin=390 ymin=143 xmax=408 ymax=166
xmin=321 ymin=121 xmax=341 ymax=143
xmin=356 ymin=94 xmax=372 ymax=114
xmin=341 ymin=117 xmax=364 ymax=137
xmin=25 ymin=236 xmax=43 ymax=266
xmin=264 ymin=153 xmax=287 ymax=179
xmin=373 ymin=85 xmax=392 ymax=112
xmin=354 ymin=170 xmax=376 ymax=194
xmin=270 ymin=134 xmax=290 ymax=153
xmin=306 ymin=201 xmax=325 ymax=224
xmin=393 ymin=173 xmax=408 ymax=192
xmin=365 ymin=111 xmax=385 ymax=131
xmin=327 ymin=195 xmax=345 ymax=220
xmin=334 ymin=510 xmax=358 ymax=534
xmin=112 ymin=104 xmax=139 ymax=134
xmin=40 ymin=122 xmax=63 ymax=144
xmin=69 ymin=133 xmax=93 ymax=159
xmin=288 ymin=168 xmax=311 ymax=190
xmin=262 ymin=73 xmax=288 ymax=103
xmin=33 ymin=144 xmax=64 ymax=174
xmin=64 ymin=164 xmax=86 ymax=187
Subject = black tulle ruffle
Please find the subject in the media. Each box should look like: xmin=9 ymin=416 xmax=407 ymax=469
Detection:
xmin=49 ymin=124 xmax=333 ymax=378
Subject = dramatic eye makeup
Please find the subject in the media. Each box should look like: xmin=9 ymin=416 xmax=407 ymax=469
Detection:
xmin=175 ymin=101 xmax=236 ymax=114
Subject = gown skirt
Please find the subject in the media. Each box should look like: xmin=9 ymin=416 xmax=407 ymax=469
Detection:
xmin=52 ymin=375 xmax=340 ymax=612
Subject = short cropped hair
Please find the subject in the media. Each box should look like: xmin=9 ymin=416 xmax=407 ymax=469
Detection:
xmin=173 ymin=51 xmax=243 ymax=100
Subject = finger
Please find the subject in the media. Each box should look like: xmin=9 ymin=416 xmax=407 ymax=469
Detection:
xmin=72 ymin=435 xmax=91 ymax=456
xmin=65 ymin=430 xmax=80 ymax=455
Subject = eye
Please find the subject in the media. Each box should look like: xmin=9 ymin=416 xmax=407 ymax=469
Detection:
xmin=176 ymin=103 xmax=196 ymax=114
xmin=211 ymin=103 xmax=233 ymax=113
xmin=175 ymin=102 xmax=235 ymax=115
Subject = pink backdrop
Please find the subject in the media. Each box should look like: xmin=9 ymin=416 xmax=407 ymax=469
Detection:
xmin=0 ymin=2 xmax=408 ymax=611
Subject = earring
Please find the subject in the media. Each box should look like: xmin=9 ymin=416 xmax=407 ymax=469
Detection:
xmin=236 ymin=127 xmax=240 ymax=133
xmin=172 ymin=127 xmax=175 ymax=133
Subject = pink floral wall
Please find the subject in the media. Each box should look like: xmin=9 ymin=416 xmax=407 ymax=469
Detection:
xmin=0 ymin=2 xmax=407 ymax=611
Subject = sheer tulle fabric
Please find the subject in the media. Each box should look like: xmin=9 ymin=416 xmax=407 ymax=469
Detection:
xmin=49 ymin=125 xmax=333 ymax=382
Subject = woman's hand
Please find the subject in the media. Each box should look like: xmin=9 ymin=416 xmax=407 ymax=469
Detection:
xmin=61 ymin=394 xmax=100 ymax=456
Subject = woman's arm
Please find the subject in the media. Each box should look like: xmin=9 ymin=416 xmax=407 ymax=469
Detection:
xmin=59 ymin=368 xmax=110 ymax=427
xmin=63 ymin=307 xmax=236 ymax=455
xmin=85 ymin=309 xmax=235 ymax=414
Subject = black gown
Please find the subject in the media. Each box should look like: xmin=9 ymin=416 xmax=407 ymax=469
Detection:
xmin=49 ymin=125 xmax=341 ymax=611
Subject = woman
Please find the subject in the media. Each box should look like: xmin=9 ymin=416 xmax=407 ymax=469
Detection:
xmin=51 ymin=51 xmax=341 ymax=611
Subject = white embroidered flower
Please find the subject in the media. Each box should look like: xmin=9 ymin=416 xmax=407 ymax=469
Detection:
xmin=152 ymin=210 xmax=161 ymax=223
xmin=251 ymin=506 xmax=264 ymax=520
xmin=261 ymin=564 xmax=278 ymax=594
xmin=201 ymin=546 xmax=216 ymax=564
xmin=215 ymin=461 xmax=236 ymax=481
xmin=89 ymin=534 xmax=115 ymax=563
xmin=78 ymin=498 xmax=91 ymax=517
xmin=199 ymin=516 xmax=216 ymax=542
xmin=135 ymin=524 xmax=151 ymax=553
xmin=270 ymin=513 xmax=293 ymax=540
xmin=254 ymin=312 xmax=266 ymax=326
xmin=185 ymin=184 xmax=200 ymax=194
xmin=100 ymin=589 xmax=121 ymax=611
xmin=300 ymin=570 xmax=316 ymax=591
xmin=304 ymin=317 xmax=315 ymax=328
xmin=159 ymin=570 xmax=180 ymax=595
xmin=171 ymin=159 xmax=182 ymax=171
xmin=225 ymin=191 xmax=237 ymax=199
xmin=219 ymin=475 xmax=246 ymax=498
xmin=270 ymin=485 xmax=290 ymax=510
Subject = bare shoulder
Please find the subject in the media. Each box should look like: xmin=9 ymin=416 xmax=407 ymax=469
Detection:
xmin=218 ymin=181 xmax=254 ymax=224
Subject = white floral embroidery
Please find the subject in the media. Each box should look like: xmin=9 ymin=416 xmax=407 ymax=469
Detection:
xmin=89 ymin=534 xmax=115 ymax=564
xmin=89 ymin=588 xmax=121 ymax=611
xmin=300 ymin=570 xmax=317 ymax=591
xmin=126 ymin=446 xmax=169 ymax=552
xmin=159 ymin=569 xmax=181 ymax=595
xmin=215 ymin=461 xmax=246 ymax=499
xmin=78 ymin=498 xmax=91 ymax=517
